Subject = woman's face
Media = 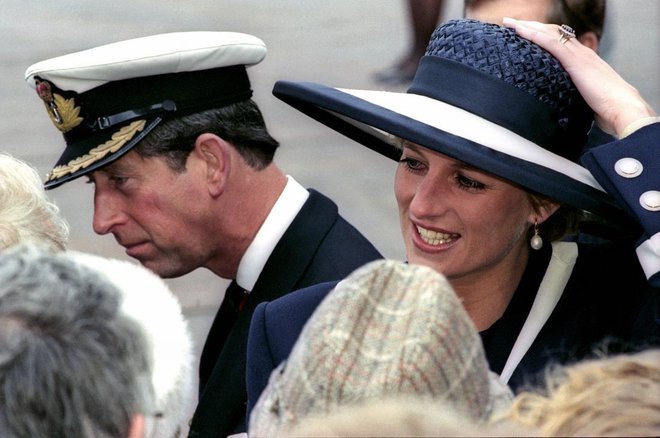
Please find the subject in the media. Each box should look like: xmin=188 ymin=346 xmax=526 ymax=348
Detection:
xmin=395 ymin=142 xmax=537 ymax=289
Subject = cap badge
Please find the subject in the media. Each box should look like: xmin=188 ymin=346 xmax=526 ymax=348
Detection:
xmin=35 ymin=79 xmax=83 ymax=133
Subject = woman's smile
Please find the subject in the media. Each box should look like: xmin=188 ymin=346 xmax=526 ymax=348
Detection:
xmin=415 ymin=224 xmax=459 ymax=246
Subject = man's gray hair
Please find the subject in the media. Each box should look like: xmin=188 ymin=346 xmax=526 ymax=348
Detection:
xmin=0 ymin=245 xmax=154 ymax=438
xmin=135 ymin=99 xmax=280 ymax=172
xmin=0 ymin=153 xmax=69 ymax=251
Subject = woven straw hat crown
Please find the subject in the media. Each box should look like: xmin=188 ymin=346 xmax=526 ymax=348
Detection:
xmin=423 ymin=19 xmax=593 ymax=161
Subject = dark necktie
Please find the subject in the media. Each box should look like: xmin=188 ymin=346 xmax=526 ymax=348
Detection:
xmin=198 ymin=280 xmax=248 ymax=392
xmin=226 ymin=280 xmax=249 ymax=313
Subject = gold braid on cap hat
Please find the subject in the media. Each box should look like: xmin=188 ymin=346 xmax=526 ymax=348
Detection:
xmin=45 ymin=120 xmax=146 ymax=182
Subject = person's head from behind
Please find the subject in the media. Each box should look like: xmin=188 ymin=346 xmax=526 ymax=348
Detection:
xmin=25 ymin=32 xmax=279 ymax=278
xmin=0 ymin=153 xmax=69 ymax=251
xmin=0 ymin=244 xmax=153 ymax=438
xmin=248 ymin=260 xmax=513 ymax=436
xmin=70 ymin=251 xmax=196 ymax=438
xmin=495 ymin=349 xmax=660 ymax=436
xmin=464 ymin=0 xmax=605 ymax=51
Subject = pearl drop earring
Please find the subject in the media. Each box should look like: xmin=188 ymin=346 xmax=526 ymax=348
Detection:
xmin=530 ymin=220 xmax=543 ymax=250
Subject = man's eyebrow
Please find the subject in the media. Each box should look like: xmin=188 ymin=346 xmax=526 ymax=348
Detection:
xmin=96 ymin=161 xmax=133 ymax=174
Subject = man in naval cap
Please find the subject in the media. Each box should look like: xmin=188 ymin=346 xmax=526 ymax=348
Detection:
xmin=25 ymin=31 xmax=381 ymax=438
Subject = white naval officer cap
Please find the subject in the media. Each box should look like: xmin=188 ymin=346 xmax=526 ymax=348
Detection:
xmin=25 ymin=31 xmax=267 ymax=189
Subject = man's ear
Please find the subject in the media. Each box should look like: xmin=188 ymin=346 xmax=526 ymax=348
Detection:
xmin=193 ymin=133 xmax=232 ymax=197
xmin=127 ymin=414 xmax=144 ymax=438
xmin=577 ymin=31 xmax=599 ymax=52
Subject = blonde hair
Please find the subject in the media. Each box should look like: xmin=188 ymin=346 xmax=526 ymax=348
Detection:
xmin=0 ymin=153 xmax=69 ymax=251
xmin=495 ymin=349 xmax=660 ymax=437
xmin=288 ymin=397 xmax=533 ymax=437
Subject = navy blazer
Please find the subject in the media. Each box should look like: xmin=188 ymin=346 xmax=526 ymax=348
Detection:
xmin=581 ymin=123 xmax=660 ymax=286
xmin=188 ymin=190 xmax=381 ymax=438
xmin=246 ymin=280 xmax=339 ymax=417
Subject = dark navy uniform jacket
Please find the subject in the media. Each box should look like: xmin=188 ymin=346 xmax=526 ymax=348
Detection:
xmin=188 ymin=189 xmax=381 ymax=438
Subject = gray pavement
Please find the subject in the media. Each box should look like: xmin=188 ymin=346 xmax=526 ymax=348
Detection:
xmin=1 ymin=0 xmax=658 ymax=431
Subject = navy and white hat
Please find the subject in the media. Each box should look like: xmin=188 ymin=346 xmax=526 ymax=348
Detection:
xmin=273 ymin=19 xmax=635 ymax=231
xmin=25 ymin=31 xmax=267 ymax=189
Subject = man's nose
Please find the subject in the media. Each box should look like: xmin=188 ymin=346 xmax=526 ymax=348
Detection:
xmin=92 ymin=190 xmax=125 ymax=235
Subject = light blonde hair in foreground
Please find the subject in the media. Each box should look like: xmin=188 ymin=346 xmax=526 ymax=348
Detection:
xmin=288 ymin=397 xmax=532 ymax=437
xmin=0 ymin=153 xmax=69 ymax=251
xmin=495 ymin=349 xmax=660 ymax=437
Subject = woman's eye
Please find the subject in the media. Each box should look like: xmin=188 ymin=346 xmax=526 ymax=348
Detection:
xmin=399 ymin=157 xmax=426 ymax=172
xmin=456 ymin=174 xmax=485 ymax=191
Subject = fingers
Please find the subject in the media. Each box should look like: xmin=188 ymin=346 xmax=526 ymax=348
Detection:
xmin=501 ymin=17 xmax=545 ymax=45
xmin=501 ymin=17 xmax=559 ymax=40
xmin=502 ymin=17 xmax=584 ymax=63
xmin=502 ymin=17 xmax=655 ymax=137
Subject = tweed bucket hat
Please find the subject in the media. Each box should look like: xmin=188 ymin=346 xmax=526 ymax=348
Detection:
xmin=248 ymin=260 xmax=513 ymax=437
xmin=25 ymin=32 xmax=266 ymax=189
xmin=273 ymin=19 xmax=636 ymax=233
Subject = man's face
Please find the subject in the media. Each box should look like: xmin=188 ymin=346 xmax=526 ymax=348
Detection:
xmin=465 ymin=0 xmax=551 ymax=25
xmin=87 ymin=149 xmax=214 ymax=278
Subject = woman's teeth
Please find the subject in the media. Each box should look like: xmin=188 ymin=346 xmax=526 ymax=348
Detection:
xmin=416 ymin=225 xmax=457 ymax=245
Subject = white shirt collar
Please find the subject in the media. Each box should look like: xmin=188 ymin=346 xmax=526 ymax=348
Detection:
xmin=236 ymin=176 xmax=309 ymax=291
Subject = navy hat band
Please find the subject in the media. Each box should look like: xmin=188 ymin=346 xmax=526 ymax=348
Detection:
xmin=410 ymin=56 xmax=572 ymax=158
xmin=93 ymin=100 xmax=178 ymax=131
xmin=54 ymin=65 xmax=253 ymax=145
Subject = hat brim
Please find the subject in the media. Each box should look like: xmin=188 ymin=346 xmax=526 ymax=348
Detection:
xmin=273 ymin=80 xmax=638 ymax=235
xmin=44 ymin=116 xmax=162 ymax=189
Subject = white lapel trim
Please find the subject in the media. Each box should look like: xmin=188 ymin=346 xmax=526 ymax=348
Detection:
xmin=499 ymin=241 xmax=578 ymax=384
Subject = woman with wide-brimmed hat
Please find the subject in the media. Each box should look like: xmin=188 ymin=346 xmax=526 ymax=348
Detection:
xmin=246 ymin=18 xmax=659 ymax=426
